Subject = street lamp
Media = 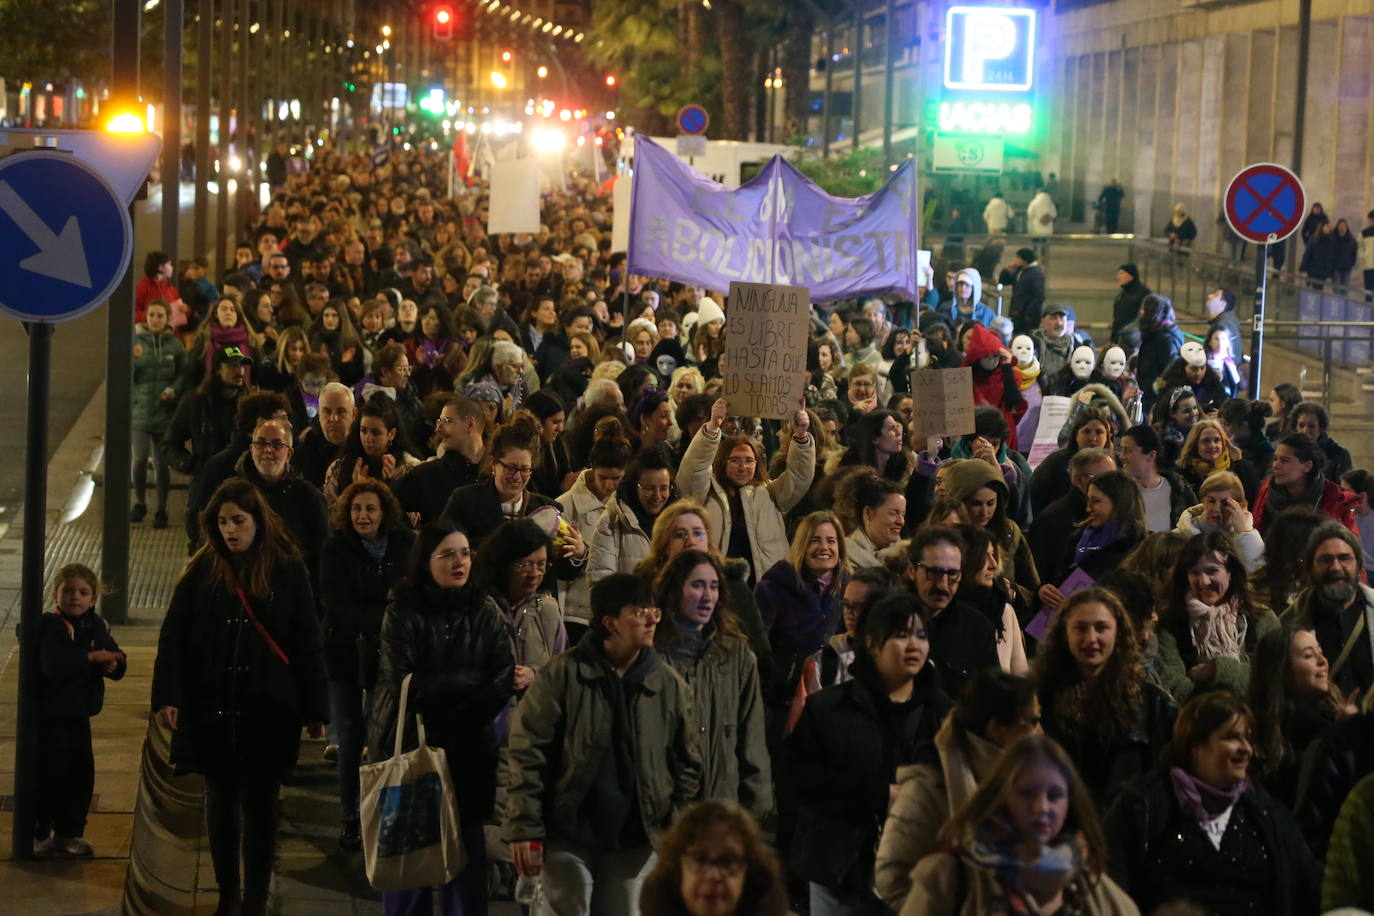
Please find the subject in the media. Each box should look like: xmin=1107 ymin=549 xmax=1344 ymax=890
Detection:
xmin=381 ymin=23 xmax=392 ymax=36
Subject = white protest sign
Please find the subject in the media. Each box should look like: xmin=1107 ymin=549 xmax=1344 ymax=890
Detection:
xmin=487 ymin=158 xmax=541 ymax=235
xmin=611 ymin=174 xmax=632 ymax=253
xmin=910 ymin=367 xmax=976 ymax=439
xmin=1027 ymin=395 xmax=1073 ymax=468
xmin=722 ymin=281 xmax=810 ymax=419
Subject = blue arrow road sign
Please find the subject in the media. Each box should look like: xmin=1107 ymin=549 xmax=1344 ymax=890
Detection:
xmin=0 ymin=150 xmax=132 ymax=323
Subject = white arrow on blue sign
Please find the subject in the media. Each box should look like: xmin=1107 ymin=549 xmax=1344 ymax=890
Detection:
xmin=0 ymin=150 xmax=132 ymax=324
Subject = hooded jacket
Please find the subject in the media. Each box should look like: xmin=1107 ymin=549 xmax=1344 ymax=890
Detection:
xmin=937 ymin=269 xmax=998 ymax=328
xmin=657 ymin=621 xmax=772 ymax=819
xmin=132 ymin=323 xmax=187 ymax=434
xmin=940 ymin=460 xmax=1040 ymax=595
xmin=962 ymin=324 xmax=1025 ymax=451
xmin=875 ymin=715 xmax=1005 ymax=907
xmin=502 ymin=638 xmax=702 ymax=847
xmin=587 ymin=493 xmax=653 ymax=582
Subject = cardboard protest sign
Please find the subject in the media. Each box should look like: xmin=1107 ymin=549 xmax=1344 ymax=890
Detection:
xmin=611 ymin=174 xmax=632 ymax=253
xmin=909 ymin=367 xmax=976 ymax=439
xmin=722 ymin=281 xmax=809 ymax=419
xmin=1027 ymin=395 xmax=1073 ymax=469
xmin=486 ymin=158 xmax=541 ymax=235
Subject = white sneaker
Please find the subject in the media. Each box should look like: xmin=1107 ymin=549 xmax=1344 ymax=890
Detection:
xmin=61 ymin=836 xmax=93 ymax=857
xmin=32 ymin=836 xmax=57 ymax=857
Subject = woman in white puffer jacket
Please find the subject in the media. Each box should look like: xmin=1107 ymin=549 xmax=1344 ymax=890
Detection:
xmin=1171 ymin=470 xmax=1266 ymax=573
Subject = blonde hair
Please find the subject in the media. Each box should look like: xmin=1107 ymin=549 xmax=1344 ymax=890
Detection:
xmin=669 ymin=365 xmax=705 ymax=397
xmin=1198 ymin=470 xmax=1247 ymax=507
xmin=635 ymin=501 xmax=722 ymax=577
xmin=591 ymin=360 xmax=625 ymax=381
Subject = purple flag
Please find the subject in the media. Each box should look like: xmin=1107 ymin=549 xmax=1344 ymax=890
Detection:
xmin=626 ymin=137 xmax=919 ymax=301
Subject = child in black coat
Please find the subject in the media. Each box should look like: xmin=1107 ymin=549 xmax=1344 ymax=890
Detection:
xmin=33 ymin=563 xmax=127 ymax=857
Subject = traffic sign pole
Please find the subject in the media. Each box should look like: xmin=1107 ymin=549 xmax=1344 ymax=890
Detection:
xmin=1250 ymin=243 xmax=1269 ymax=395
xmin=12 ymin=321 xmax=51 ymax=861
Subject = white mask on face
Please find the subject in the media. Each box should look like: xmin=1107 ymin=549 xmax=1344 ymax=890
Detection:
xmin=1101 ymin=346 xmax=1127 ymax=380
xmin=915 ymin=339 xmax=931 ymax=369
xmin=1011 ymin=334 xmax=1036 ymax=368
xmin=1070 ymin=345 xmax=1095 ymax=380
xmin=1181 ymin=340 xmax=1207 ymax=368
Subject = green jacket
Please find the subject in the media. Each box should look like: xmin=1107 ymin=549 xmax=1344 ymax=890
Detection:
xmin=502 ymin=640 xmax=702 ymax=848
xmin=132 ymin=324 xmax=187 ymax=434
xmin=1323 ymin=772 xmax=1374 ymax=911
xmin=659 ymin=624 xmax=772 ymax=820
xmin=1157 ymin=605 xmax=1280 ymax=701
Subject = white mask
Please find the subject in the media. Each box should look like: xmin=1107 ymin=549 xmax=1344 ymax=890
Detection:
xmin=1011 ymin=334 xmax=1036 ymax=368
xmin=1181 ymin=340 xmax=1206 ymax=368
xmin=915 ymin=339 xmax=931 ymax=370
xmin=1101 ymin=346 xmax=1126 ymax=380
xmin=1070 ymin=346 xmax=1095 ymax=380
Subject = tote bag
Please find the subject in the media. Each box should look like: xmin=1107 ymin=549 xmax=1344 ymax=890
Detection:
xmin=360 ymin=673 xmax=467 ymax=891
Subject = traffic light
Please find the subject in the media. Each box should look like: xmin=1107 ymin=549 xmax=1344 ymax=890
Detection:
xmin=433 ymin=4 xmax=453 ymax=40
xmin=501 ymin=49 xmax=513 ymax=63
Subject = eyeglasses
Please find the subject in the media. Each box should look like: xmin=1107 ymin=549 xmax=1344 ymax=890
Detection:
xmin=638 ymin=483 xmax=671 ymax=495
xmin=725 ymin=456 xmax=756 ymax=467
xmin=916 ymin=562 xmax=962 ymax=583
xmin=251 ymin=439 xmax=290 ymax=452
xmin=683 ymin=852 xmax=747 ymax=877
xmin=512 ymin=558 xmax=548 ymax=574
xmin=432 ymin=548 xmax=473 ymax=562
xmin=495 ymin=459 xmax=534 ymax=477
xmin=626 ymin=606 xmax=662 ymax=623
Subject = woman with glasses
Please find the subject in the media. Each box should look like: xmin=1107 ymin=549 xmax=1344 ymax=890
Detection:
xmin=653 ymin=550 xmax=771 ymax=819
xmin=317 ymin=479 xmax=414 ymax=852
xmin=638 ymin=801 xmax=791 ymax=916
xmin=875 ymin=671 xmax=1042 ymax=908
xmin=368 ymin=521 xmax=515 ymax=916
xmin=588 ymin=447 xmax=678 ymax=583
xmin=474 ymin=519 xmax=567 ymax=742
xmin=1036 ymin=588 xmax=1177 ymax=806
xmin=677 ymin=397 xmax=815 ymax=585
xmin=787 ymin=593 xmax=952 ymax=916
xmin=441 ymin=413 xmax=588 ymax=574
xmin=321 ymin=392 xmax=422 ymax=508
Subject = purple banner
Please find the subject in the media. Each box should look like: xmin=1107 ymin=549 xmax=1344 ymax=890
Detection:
xmin=626 ymin=136 xmax=919 ymax=301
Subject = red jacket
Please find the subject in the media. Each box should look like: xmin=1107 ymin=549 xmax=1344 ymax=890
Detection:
xmin=135 ymin=276 xmax=187 ymax=327
xmin=962 ymin=323 xmax=1025 ymax=449
xmin=1252 ymin=476 xmax=1360 ymax=537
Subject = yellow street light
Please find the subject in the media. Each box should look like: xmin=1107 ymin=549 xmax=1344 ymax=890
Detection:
xmin=381 ymin=24 xmax=392 ymax=36
xmin=490 ymin=71 xmax=508 ymax=89
xmin=106 ymin=111 xmax=146 ymax=132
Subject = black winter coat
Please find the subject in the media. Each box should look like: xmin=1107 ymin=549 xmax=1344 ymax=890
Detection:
xmin=1008 ymin=263 xmax=1046 ymax=331
xmin=441 ymin=481 xmax=583 ymax=586
xmin=38 ymin=610 xmax=126 ymax=722
xmin=925 ymin=599 xmax=1001 ymax=701
xmin=1104 ymin=768 xmax=1320 ymax=916
xmin=786 ymin=657 xmax=952 ymax=895
xmin=292 ymin=422 xmax=341 ymax=490
xmin=151 ymin=553 xmax=329 ymax=776
xmin=318 ymin=527 xmax=415 ymax=682
xmin=1137 ymin=325 xmax=1185 ymax=411
xmin=160 ymin=382 xmax=243 ymax=475
xmin=392 ymin=450 xmax=482 ymax=526
xmin=1111 ymin=279 xmax=1151 ymax=340
xmin=234 ymin=456 xmax=330 ymax=580
xmin=367 ymin=584 xmax=515 ymax=820
xmin=1042 ymin=681 xmax=1176 ymax=805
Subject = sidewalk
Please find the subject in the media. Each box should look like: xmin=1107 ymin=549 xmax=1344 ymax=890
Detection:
xmin=0 ymin=383 xmax=395 ymax=914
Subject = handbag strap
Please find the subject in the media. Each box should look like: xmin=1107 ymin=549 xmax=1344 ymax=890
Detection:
xmin=1330 ymin=606 xmax=1369 ymax=680
xmin=230 ymin=577 xmax=291 ymax=666
xmin=392 ymin=672 xmax=427 ymax=758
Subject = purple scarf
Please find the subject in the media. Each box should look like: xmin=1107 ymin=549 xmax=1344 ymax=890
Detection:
xmin=1169 ymin=765 xmax=1250 ymax=822
xmin=1073 ymin=521 xmax=1120 ymax=566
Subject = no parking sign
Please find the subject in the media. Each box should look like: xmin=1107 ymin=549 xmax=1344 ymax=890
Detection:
xmin=1224 ymin=162 xmax=1306 ymax=244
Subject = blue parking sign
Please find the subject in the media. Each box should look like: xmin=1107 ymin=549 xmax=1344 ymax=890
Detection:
xmin=944 ymin=6 xmax=1037 ymax=93
xmin=0 ymin=150 xmax=132 ymax=323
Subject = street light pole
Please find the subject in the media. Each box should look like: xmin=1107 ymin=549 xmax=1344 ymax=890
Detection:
xmin=162 ymin=0 xmax=183 ymax=258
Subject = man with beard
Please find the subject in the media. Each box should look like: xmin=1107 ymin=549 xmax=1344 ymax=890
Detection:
xmin=903 ymin=526 xmax=999 ymax=699
xmin=1284 ymin=522 xmax=1374 ymax=696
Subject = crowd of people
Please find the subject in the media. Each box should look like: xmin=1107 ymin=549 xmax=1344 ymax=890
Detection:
xmin=30 ymin=134 xmax=1374 ymax=916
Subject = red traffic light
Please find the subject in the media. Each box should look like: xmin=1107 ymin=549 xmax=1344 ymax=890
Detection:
xmin=433 ymin=4 xmax=454 ymax=39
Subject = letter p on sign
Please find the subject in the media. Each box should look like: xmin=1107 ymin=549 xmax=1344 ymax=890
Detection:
xmin=944 ymin=6 xmax=1036 ymax=92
